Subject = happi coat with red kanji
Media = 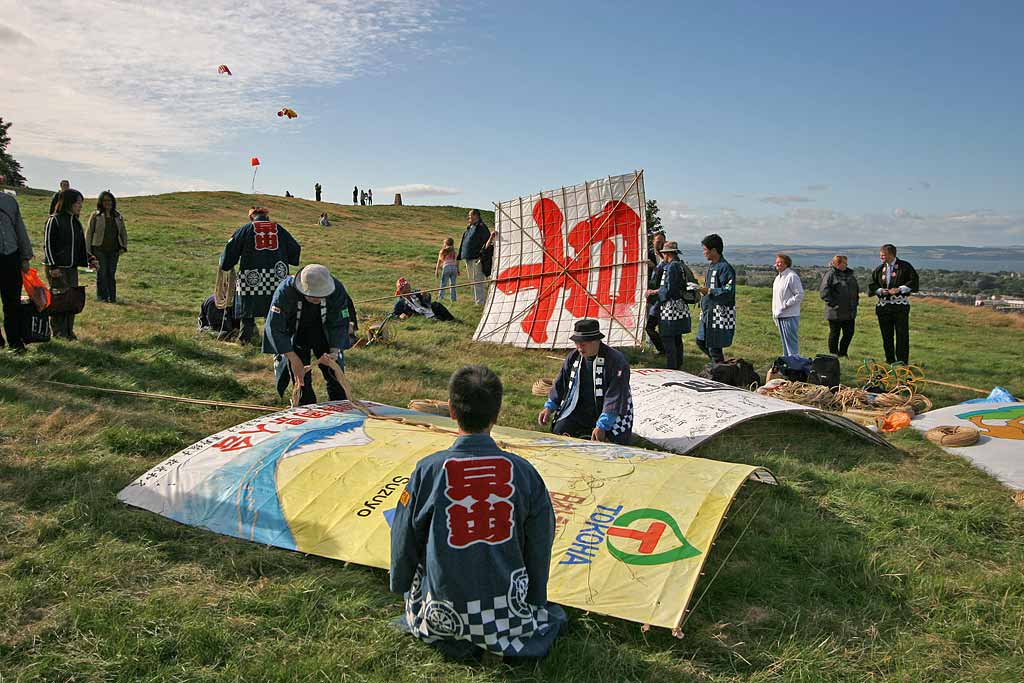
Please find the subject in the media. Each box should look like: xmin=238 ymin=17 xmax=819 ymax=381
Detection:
xmin=220 ymin=220 xmax=301 ymax=318
xmin=389 ymin=433 xmax=566 ymax=658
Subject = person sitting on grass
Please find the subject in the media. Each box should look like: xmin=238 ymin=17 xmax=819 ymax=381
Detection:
xmin=392 ymin=277 xmax=455 ymax=322
xmin=318 ymin=212 xmax=330 ymax=227
xmin=198 ymin=293 xmax=238 ymax=336
xmin=390 ymin=365 xmax=566 ymax=660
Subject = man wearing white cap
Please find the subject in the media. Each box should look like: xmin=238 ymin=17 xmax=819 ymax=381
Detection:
xmin=263 ymin=264 xmax=355 ymax=405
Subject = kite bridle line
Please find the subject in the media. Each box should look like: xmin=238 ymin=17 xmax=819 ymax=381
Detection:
xmin=479 ymin=170 xmax=646 ymax=347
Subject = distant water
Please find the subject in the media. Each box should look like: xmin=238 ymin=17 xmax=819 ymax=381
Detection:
xmin=674 ymin=245 xmax=1024 ymax=273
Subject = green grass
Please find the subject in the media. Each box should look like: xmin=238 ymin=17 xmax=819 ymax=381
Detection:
xmin=2 ymin=191 xmax=1023 ymax=682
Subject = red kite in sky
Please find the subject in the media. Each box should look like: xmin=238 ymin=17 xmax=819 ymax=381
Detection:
xmin=277 ymin=108 xmax=298 ymax=119
xmin=250 ymin=157 xmax=260 ymax=167
xmin=218 ymin=65 xmax=232 ymax=75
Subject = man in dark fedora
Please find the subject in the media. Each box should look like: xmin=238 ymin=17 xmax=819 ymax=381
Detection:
xmin=538 ymin=318 xmax=633 ymax=445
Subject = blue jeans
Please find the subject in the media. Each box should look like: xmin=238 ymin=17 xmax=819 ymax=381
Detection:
xmin=439 ymin=263 xmax=457 ymax=301
xmin=775 ymin=315 xmax=800 ymax=356
xmin=95 ymin=249 xmax=121 ymax=302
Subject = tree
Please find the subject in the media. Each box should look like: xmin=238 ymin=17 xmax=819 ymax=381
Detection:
xmin=0 ymin=118 xmax=26 ymax=187
xmin=645 ymin=199 xmax=664 ymax=236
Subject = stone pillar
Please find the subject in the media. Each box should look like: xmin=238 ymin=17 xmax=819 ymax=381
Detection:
xmin=393 ymin=193 xmax=403 ymax=206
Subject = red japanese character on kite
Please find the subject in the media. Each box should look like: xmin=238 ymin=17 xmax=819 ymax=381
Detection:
xmin=218 ymin=64 xmax=232 ymax=75
xmin=277 ymin=108 xmax=298 ymax=119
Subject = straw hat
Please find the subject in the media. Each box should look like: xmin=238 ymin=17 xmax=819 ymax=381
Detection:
xmin=660 ymin=241 xmax=681 ymax=254
xmin=295 ymin=264 xmax=335 ymax=298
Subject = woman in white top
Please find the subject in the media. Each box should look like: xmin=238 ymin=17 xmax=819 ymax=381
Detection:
xmin=771 ymin=253 xmax=804 ymax=356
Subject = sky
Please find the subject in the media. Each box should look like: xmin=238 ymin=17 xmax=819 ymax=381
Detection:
xmin=4 ymin=0 xmax=1023 ymax=246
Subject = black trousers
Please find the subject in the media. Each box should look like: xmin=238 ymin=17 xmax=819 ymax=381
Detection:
xmin=876 ymin=305 xmax=910 ymax=364
xmin=664 ymin=334 xmax=683 ymax=370
xmin=696 ymin=337 xmax=725 ymax=364
xmin=645 ymin=314 xmax=664 ymax=353
xmin=95 ymin=249 xmax=120 ymax=302
xmin=827 ymin=319 xmax=856 ymax=356
xmin=0 ymin=251 xmax=24 ymax=349
xmin=289 ymin=326 xmax=347 ymax=405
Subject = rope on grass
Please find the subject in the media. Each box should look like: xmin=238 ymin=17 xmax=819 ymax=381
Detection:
xmin=925 ymin=426 xmax=980 ymax=447
xmin=408 ymin=399 xmax=449 ymax=415
xmin=532 ymin=378 xmax=553 ymax=397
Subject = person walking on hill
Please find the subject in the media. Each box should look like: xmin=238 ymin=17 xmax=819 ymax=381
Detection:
xmin=48 ymin=179 xmax=70 ymax=215
xmin=219 ymin=206 xmax=301 ymax=345
xmin=435 ymin=237 xmax=458 ymax=301
xmin=645 ymin=233 xmax=667 ymax=354
xmin=771 ymin=253 xmax=804 ymax=357
xmin=647 ymin=241 xmax=697 ymax=370
xmin=315 ymin=182 xmax=322 ymax=202
xmin=539 ymin=319 xmax=633 ymax=445
xmin=458 ymin=209 xmax=490 ymax=305
xmin=870 ymin=244 xmax=919 ymax=365
xmin=819 ymin=254 xmax=859 ymax=357
xmin=0 ymin=190 xmax=34 ymax=353
xmin=43 ymin=189 xmax=94 ymax=340
xmin=86 ymin=191 xmax=128 ymax=303
xmin=391 ymin=365 xmax=566 ymax=660
xmin=696 ymin=233 xmax=736 ymax=364
xmin=263 ymin=264 xmax=354 ymax=405
xmin=353 ymin=185 xmax=358 ymax=205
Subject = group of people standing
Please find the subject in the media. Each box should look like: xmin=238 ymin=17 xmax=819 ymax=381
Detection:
xmin=0 ymin=179 xmax=129 ymax=351
xmin=354 ymin=186 xmax=373 ymax=206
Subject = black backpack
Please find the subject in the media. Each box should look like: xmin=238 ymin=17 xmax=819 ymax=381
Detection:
xmin=700 ymin=358 xmax=761 ymax=388
xmin=808 ymin=354 xmax=841 ymax=388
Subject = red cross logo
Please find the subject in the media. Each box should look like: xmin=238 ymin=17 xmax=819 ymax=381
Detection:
xmin=494 ymin=199 xmax=641 ymax=343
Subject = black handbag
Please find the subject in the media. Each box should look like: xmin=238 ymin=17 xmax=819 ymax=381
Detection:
xmin=47 ymin=286 xmax=86 ymax=314
xmin=18 ymin=301 xmax=51 ymax=343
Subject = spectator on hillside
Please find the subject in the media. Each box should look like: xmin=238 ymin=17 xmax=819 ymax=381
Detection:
xmin=435 ymin=237 xmax=458 ymax=301
xmin=367 ymin=189 xmax=373 ymax=206
xmin=645 ymin=233 xmax=667 ymax=353
xmin=315 ymin=182 xmax=322 ymax=202
xmin=457 ymin=209 xmax=490 ymax=305
xmin=390 ymin=365 xmax=566 ymax=660
xmin=353 ymin=185 xmax=358 ymax=205
xmin=218 ymin=206 xmax=301 ymax=345
xmin=771 ymin=253 xmax=804 ymax=356
xmin=48 ymin=179 xmax=70 ymax=215
xmin=819 ymin=254 xmax=859 ymax=357
xmin=0 ymin=189 xmax=34 ymax=354
xmin=318 ymin=212 xmax=331 ymax=227
xmin=393 ymin=277 xmax=456 ymax=321
xmin=646 ymin=241 xmax=697 ymax=370
xmin=360 ymin=190 xmax=366 ymax=206
xmin=86 ymin=191 xmax=128 ymax=303
xmin=696 ymin=233 xmax=736 ymax=364
xmin=43 ymin=189 xmax=94 ymax=340
xmin=870 ymin=244 xmax=920 ymax=365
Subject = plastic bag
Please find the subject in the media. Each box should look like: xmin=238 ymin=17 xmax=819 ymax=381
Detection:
xmin=21 ymin=267 xmax=51 ymax=311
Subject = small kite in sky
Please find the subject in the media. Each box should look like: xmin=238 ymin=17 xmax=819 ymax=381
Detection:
xmin=277 ymin=108 xmax=298 ymax=119
xmin=218 ymin=64 xmax=232 ymax=75
xmin=250 ymin=157 xmax=260 ymax=166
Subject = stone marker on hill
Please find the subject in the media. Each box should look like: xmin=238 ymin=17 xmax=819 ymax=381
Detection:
xmin=394 ymin=193 xmax=402 ymax=206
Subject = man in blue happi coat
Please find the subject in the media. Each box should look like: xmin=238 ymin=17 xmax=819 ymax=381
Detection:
xmin=263 ymin=264 xmax=356 ymax=405
xmin=219 ymin=206 xmax=301 ymax=345
xmin=695 ymin=233 xmax=736 ymax=364
xmin=538 ymin=318 xmax=633 ymax=445
xmin=390 ymin=365 xmax=566 ymax=659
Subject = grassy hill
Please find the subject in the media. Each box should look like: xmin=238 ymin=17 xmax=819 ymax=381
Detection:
xmin=1 ymin=191 xmax=1023 ymax=682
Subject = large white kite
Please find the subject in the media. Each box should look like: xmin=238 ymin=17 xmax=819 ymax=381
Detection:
xmin=474 ymin=171 xmax=648 ymax=349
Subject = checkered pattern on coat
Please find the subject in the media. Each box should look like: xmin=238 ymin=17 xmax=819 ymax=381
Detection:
xmin=238 ymin=264 xmax=288 ymax=297
xmin=877 ymin=295 xmax=910 ymax=306
xmin=711 ymin=304 xmax=735 ymax=330
xmin=405 ymin=567 xmax=555 ymax=656
xmin=660 ymin=299 xmax=690 ymax=321
xmin=610 ymin=398 xmax=633 ymax=437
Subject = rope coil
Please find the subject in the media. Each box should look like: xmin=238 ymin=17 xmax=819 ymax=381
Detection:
xmin=925 ymin=426 xmax=980 ymax=447
xmin=532 ymin=379 xmax=553 ymax=397
xmin=214 ymin=268 xmax=236 ymax=310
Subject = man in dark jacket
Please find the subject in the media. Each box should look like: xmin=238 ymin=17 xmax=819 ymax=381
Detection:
xmin=219 ymin=207 xmax=301 ymax=345
xmin=314 ymin=182 xmax=322 ymax=201
xmin=538 ymin=318 xmax=633 ymax=445
xmin=457 ymin=209 xmax=490 ymax=305
xmin=819 ymin=254 xmax=860 ymax=357
xmin=0 ymin=190 xmax=35 ymax=353
xmin=869 ymin=244 xmax=919 ymax=365
xmin=263 ymin=264 xmax=353 ymax=405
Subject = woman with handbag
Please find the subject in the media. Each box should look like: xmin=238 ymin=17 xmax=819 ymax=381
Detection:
xmin=43 ymin=189 xmax=94 ymax=340
xmin=86 ymin=190 xmax=128 ymax=303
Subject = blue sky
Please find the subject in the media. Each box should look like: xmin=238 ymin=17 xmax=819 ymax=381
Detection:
xmin=5 ymin=0 xmax=1023 ymax=245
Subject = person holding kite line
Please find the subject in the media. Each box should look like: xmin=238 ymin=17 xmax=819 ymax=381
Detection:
xmin=263 ymin=264 xmax=355 ymax=405
xmin=218 ymin=207 xmax=301 ymax=345
xmin=390 ymin=365 xmax=566 ymax=660
xmin=695 ymin=233 xmax=736 ymax=364
xmin=646 ymin=241 xmax=697 ymax=370
xmin=457 ymin=209 xmax=490 ymax=305
xmin=538 ymin=319 xmax=634 ymax=445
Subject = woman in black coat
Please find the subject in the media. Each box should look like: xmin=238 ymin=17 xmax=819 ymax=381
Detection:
xmin=818 ymin=254 xmax=860 ymax=356
xmin=43 ymin=189 xmax=93 ymax=339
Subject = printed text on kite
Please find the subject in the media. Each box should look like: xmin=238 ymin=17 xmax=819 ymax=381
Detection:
xmin=277 ymin=108 xmax=298 ymax=119
xmin=218 ymin=65 xmax=232 ymax=75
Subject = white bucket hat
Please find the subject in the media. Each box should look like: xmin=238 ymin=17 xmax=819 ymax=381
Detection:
xmin=295 ymin=264 xmax=335 ymax=298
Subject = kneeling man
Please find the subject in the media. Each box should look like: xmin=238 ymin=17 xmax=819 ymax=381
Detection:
xmin=390 ymin=365 xmax=566 ymax=659
xmin=538 ymin=318 xmax=633 ymax=445
xmin=263 ymin=264 xmax=353 ymax=405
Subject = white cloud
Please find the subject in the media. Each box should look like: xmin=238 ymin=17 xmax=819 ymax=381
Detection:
xmin=378 ymin=183 xmax=462 ymax=197
xmin=892 ymin=207 xmax=924 ymax=220
xmin=761 ymin=195 xmax=814 ymax=206
xmin=805 ymin=184 xmax=830 ymax=192
xmin=3 ymin=1 xmax=450 ymax=192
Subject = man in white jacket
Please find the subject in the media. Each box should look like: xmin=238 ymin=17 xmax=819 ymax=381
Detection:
xmin=771 ymin=253 xmax=804 ymax=356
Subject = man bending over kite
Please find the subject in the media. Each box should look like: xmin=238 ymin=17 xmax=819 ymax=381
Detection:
xmin=390 ymin=365 xmax=566 ymax=659
xmin=538 ymin=318 xmax=634 ymax=445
